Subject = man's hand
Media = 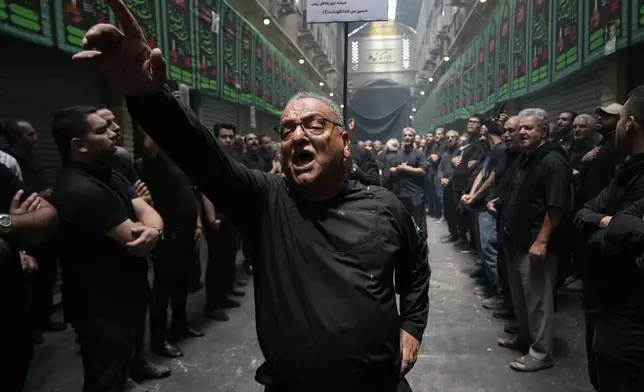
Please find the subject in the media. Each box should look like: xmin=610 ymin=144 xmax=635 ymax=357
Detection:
xmin=10 ymin=190 xmax=41 ymax=215
xmin=271 ymin=160 xmax=281 ymax=173
xmin=397 ymin=162 xmax=409 ymax=173
xmin=497 ymin=112 xmax=508 ymax=125
xmin=440 ymin=178 xmax=449 ymax=187
xmin=72 ymin=0 xmax=167 ymax=95
xmin=195 ymin=225 xmax=203 ymax=241
xmin=126 ymin=226 xmax=160 ymax=257
xmin=599 ymin=216 xmax=612 ymax=228
xmin=461 ymin=194 xmax=473 ymax=204
xmin=20 ymin=252 xmax=38 ymax=273
xmin=389 ymin=167 xmax=398 ymax=174
xmin=133 ymin=180 xmax=150 ymax=199
xmin=572 ymin=169 xmax=580 ymax=177
xmin=209 ymin=219 xmax=221 ymax=230
xmin=452 ymin=156 xmax=462 ymax=167
xmin=487 ymin=198 xmax=498 ymax=214
xmin=529 ymin=239 xmax=547 ymax=261
xmin=582 ymin=147 xmax=600 ymax=163
xmin=400 ymin=329 xmax=420 ymax=376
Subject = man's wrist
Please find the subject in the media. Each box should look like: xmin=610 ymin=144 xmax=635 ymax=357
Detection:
xmin=151 ymin=225 xmax=164 ymax=240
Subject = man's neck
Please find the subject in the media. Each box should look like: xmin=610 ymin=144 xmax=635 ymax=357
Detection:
xmin=490 ymin=136 xmax=503 ymax=146
xmin=8 ymin=146 xmax=29 ymax=160
xmin=404 ymin=144 xmax=414 ymax=152
xmin=630 ymin=137 xmax=644 ymax=156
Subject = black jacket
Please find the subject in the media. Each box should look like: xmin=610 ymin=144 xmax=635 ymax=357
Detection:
xmin=349 ymin=143 xmax=381 ymax=186
xmin=126 ymin=89 xmax=430 ymax=392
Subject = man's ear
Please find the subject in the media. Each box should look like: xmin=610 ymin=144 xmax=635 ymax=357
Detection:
xmin=71 ymin=138 xmax=88 ymax=154
xmin=342 ymin=131 xmax=351 ymax=159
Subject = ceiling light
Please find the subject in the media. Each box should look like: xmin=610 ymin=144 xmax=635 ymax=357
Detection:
xmin=412 ymin=108 xmax=417 ymax=112
xmin=298 ymin=58 xmax=305 ymax=65
xmin=428 ymin=77 xmax=434 ymax=82
xmin=479 ymin=0 xmax=487 ymax=3
xmin=340 ymin=104 xmax=344 ymax=108
xmin=443 ymin=56 xmax=450 ymax=61
xmin=263 ymin=18 xmax=271 ymax=25
xmin=319 ymin=82 xmax=325 ymax=87
xmin=420 ymin=91 xmax=425 ymax=96
xmin=329 ymin=92 xmax=334 ymax=97
xmin=409 ymin=115 xmax=414 ymax=119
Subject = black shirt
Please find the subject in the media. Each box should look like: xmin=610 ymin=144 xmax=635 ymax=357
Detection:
xmin=111 ymin=146 xmax=139 ymax=184
xmin=9 ymin=151 xmax=48 ymax=193
xmin=392 ymin=147 xmax=426 ymax=202
xmin=503 ymin=145 xmax=572 ymax=251
xmin=349 ymin=143 xmax=381 ymax=186
xmin=0 ymin=164 xmax=32 ymax=338
xmin=452 ymin=140 xmax=484 ymax=191
xmin=477 ymin=142 xmax=507 ymax=203
xmin=51 ymin=165 xmax=148 ymax=321
xmin=141 ymin=151 xmax=197 ymax=229
xmin=242 ymin=151 xmax=271 ymax=172
xmin=127 ymin=90 xmax=430 ymax=392
xmin=579 ymin=132 xmax=627 ymax=205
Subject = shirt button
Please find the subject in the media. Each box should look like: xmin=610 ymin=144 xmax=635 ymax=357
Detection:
xmin=371 ymin=210 xmax=377 ymax=214
xmin=369 ymin=194 xmax=374 ymax=199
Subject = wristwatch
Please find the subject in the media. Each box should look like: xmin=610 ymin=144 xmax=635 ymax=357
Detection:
xmin=0 ymin=214 xmax=12 ymax=236
xmin=152 ymin=226 xmax=165 ymax=240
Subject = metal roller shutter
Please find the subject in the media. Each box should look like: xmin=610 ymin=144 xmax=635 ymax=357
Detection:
xmin=518 ymin=62 xmax=606 ymax=119
xmin=0 ymin=36 xmax=106 ymax=185
xmin=198 ymin=94 xmax=239 ymax=133
xmin=259 ymin=111 xmax=280 ymax=140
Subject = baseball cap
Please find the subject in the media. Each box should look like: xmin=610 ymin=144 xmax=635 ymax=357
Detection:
xmin=595 ymin=103 xmax=623 ymax=116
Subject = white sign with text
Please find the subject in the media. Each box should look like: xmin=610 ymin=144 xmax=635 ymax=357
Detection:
xmin=306 ymin=0 xmax=389 ymax=23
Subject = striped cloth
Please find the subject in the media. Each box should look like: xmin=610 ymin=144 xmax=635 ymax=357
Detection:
xmin=0 ymin=150 xmax=23 ymax=181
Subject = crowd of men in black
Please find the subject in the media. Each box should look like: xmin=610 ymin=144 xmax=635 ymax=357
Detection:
xmin=356 ymin=93 xmax=644 ymax=389
xmin=0 ymin=99 xmax=284 ymax=392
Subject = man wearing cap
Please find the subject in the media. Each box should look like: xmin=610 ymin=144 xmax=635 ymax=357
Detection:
xmin=578 ymin=103 xmax=626 ymax=206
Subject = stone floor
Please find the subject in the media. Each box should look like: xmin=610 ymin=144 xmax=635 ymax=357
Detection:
xmin=24 ymin=218 xmax=594 ymax=392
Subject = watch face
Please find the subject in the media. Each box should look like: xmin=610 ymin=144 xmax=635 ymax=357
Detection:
xmin=0 ymin=215 xmax=11 ymax=229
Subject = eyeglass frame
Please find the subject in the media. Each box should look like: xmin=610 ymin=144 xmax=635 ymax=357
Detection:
xmin=274 ymin=116 xmax=344 ymax=141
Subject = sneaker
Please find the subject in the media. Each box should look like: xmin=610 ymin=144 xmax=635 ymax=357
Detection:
xmin=482 ymin=296 xmax=505 ymax=310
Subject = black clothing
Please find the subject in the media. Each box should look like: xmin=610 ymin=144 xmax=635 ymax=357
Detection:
xmin=142 ymin=151 xmax=197 ymax=229
xmin=111 ymin=147 xmax=139 ymax=184
xmin=204 ymin=220 xmax=240 ymax=311
xmin=391 ymin=147 xmax=426 ymax=203
xmin=9 ymin=151 xmax=49 ymax=193
xmin=382 ymin=151 xmax=399 ymax=193
xmin=452 ymin=140 xmax=484 ymax=192
xmin=425 ymin=141 xmax=446 ymax=176
xmin=438 ymin=148 xmax=458 ymax=181
xmin=349 ymin=143 xmax=381 ymax=186
xmin=502 ymin=143 xmax=572 ymax=253
xmin=567 ymin=137 xmax=597 ymax=170
xmin=127 ymin=90 xmax=430 ymax=392
xmin=472 ymin=142 xmax=507 ymax=207
xmin=442 ymin=184 xmax=459 ymax=238
xmin=579 ymin=131 xmax=627 ymax=205
xmin=0 ymin=164 xmax=34 ymax=392
xmin=243 ymin=151 xmax=271 ymax=172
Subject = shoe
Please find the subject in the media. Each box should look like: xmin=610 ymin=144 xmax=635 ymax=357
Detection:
xmin=125 ymin=378 xmax=154 ymax=392
xmin=473 ymin=285 xmax=490 ymax=296
xmin=460 ymin=248 xmax=474 ymax=254
xmin=469 ymin=268 xmax=484 ymax=278
xmin=204 ymin=308 xmax=230 ymax=322
xmin=454 ymin=239 xmax=468 ymax=247
xmin=32 ymin=330 xmax=44 ymax=345
xmin=435 ymin=217 xmax=445 ymax=223
xmin=497 ymin=336 xmax=528 ymax=351
xmin=219 ymin=298 xmax=241 ymax=309
xmin=482 ymin=296 xmax=505 ymax=310
xmin=130 ymin=358 xmax=171 ymax=382
xmin=151 ymin=341 xmax=183 ymax=358
xmin=440 ymin=235 xmax=457 ymax=243
xmin=564 ymin=278 xmax=583 ymax=292
xmin=229 ymin=287 xmax=245 ymax=297
xmin=510 ymin=355 xmax=553 ymax=372
xmin=39 ymin=320 xmax=67 ymax=332
xmin=504 ymin=323 xmax=520 ymax=335
xmin=170 ymin=326 xmax=205 ymax=342
xmin=492 ymin=309 xmax=514 ymax=320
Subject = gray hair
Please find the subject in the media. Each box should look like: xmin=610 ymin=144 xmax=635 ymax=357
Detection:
xmin=402 ymin=127 xmax=416 ymax=136
xmin=445 ymin=130 xmax=459 ymax=138
xmin=285 ymin=91 xmax=344 ymax=126
xmin=518 ymin=108 xmax=550 ymax=132
xmin=574 ymin=113 xmax=598 ymax=129
xmin=385 ymin=138 xmax=399 ymax=152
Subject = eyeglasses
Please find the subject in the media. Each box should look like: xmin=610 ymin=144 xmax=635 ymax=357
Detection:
xmin=274 ymin=116 xmax=343 ymax=141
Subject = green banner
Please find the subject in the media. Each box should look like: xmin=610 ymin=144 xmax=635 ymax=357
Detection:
xmin=511 ymin=0 xmax=528 ymax=96
xmin=497 ymin=1 xmax=510 ymax=101
xmin=454 ymin=58 xmax=461 ymax=116
xmin=253 ymin=30 xmax=264 ymax=107
xmin=280 ymin=56 xmax=287 ymax=108
xmin=528 ymin=0 xmax=551 ymax=91
xmin=464 ymin=40 xmax=475 ymax=114
xmin=553 ymin=0 xmax=582 ymax=80
xmin=0 ymin=0 xmax=53 ymax=46
xmin=195 ymin=0 xmax=219 ymax=93
xmin=632 ymin=0 xmax=644 ymax=43
xmin=126 ymin=0 xmax=161 ymax=50
xmin=239 ymin=19 xmax=252 ymax=104
xmin=484 ymin=11 xmax=499 ymax=112
xmin=273 ymin=51 xmax=281 ymax=109
xmin=266 ymin=44 xmax=274 ymax=110
xmin=55 ymin=0 xmax=113 ymax=53
xmin=476 ymin=35 xmax=485 ymax=113
xmin=162 ymin=0 xmax=196 ymax=86
xmin=583 ymin=0 xmax=628 ymax=65
xmin=221 ymin=1 xmax=237 ymax=101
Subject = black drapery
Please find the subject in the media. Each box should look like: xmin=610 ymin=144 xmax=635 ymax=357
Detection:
xmin=348 ymin=79 xmax=413 ymax=142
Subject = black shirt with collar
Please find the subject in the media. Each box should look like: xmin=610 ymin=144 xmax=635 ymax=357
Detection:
xmin=392 ymin=147 xmax=426 ymax=202
xmin=9 ymin=151 xmax=48 ymax=193
xmin=141 ymin=150 xmax=197 ymax=230
xmin=51 ymin=164 xmax=148 ymax=322
xmin=452 ymin=140 xmax=484 ymax=192
xmin=242 ymin=151 xmax=271 ymax=172
xmin=126 ymin=90 xmax=430 ymax=392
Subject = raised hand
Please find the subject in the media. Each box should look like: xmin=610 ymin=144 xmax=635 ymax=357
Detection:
xmin=72 ymin=0 xmax=166 ymax=95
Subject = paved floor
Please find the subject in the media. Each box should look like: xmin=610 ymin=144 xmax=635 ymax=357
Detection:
xmin=24 ymin=218 xmax=594 ymax=392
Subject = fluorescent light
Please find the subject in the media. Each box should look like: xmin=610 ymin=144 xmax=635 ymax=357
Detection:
xmin=412 ymin=108 xmax=417 ymax=112
xmin=409 ymin=115 xmax=414 ymax=119
xmin=420 ymin=91 xmax=425 ymax=95
xmin=299 ymin=58 xmax=305 ymax=64
xmin=319 ymin=82 xmax=325 ymax=87
xmin=443 ymin=56 xmax=450 ymax=61
xmin=428 ymin=77 xmax=434 ymax=82
xmin=388 ymin=0 xmax=397 ymax=20
xmin=263 ymin=18 xmax=270 ymax=25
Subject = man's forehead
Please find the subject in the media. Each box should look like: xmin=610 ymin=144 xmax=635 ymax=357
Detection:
xmin=88 ymin=113 xmax=107 ymax=129
xmin=282 ymin=98 xmax=330 ymax=120
xmin=220 ymin=129 xmax=234 ymax=135
xmin=97 ymin=109 xmax=114 ymax=119
xmin=246 ymin=133 xmax=257 ymax=138
xmin=573 ymin=117 xmax=587 ymax=125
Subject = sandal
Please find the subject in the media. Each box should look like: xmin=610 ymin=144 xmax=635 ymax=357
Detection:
xmin=510 ymin=355 xmax=553 ymax=372
xmin=497 ymin=336 xmax=525 ymax=350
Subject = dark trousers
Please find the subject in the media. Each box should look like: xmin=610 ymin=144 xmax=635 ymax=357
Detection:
xmin=29 ymin=242 xmax=58 ymax=327
xmin=77 ymin=304 xmax=144 ymax=392
xmin=443 ymin=184 xmax=458 ymax=238
xmin=399 ymin=196 xmax=426 ymax=236
xmin=424 ymin=175 xmax=434 ymax=215
xmin=264 ymin=377 xmax=412 ymax=392
xmin=150 ymin=228 xmax=194 ymax=346
xmin=204 ymin=221 xmax=240 ymax=311
xmin=5 ymin=328 xmax=32 ymax=392
xmin=133 ymin=298 xmax=148 ymax=360
xmin=497 ymin=217 xmax=513 ymax=314
xmin=455 ymin=192 xmax=475 ymax=247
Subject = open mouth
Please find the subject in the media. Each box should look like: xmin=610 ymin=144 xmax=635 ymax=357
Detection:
xmin=292 ymin=150 xmax=315 ymax=170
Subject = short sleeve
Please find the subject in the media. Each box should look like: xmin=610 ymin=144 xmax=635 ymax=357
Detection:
xmin=492 ymin=150 xmax=507 ymax=177
xmin=416 ymin=151 xmax=427 ymax=168
xmin=0 ymin=163 xmax=32 ymax=211
xmin=56 ymin=182 xmax=130 ymax=234
xmin=544 ymin=156 xmax=572 ymax=209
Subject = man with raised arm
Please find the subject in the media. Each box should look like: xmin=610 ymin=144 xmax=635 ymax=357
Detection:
xmin=72 ymin=3 xmax=430 ymax=391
